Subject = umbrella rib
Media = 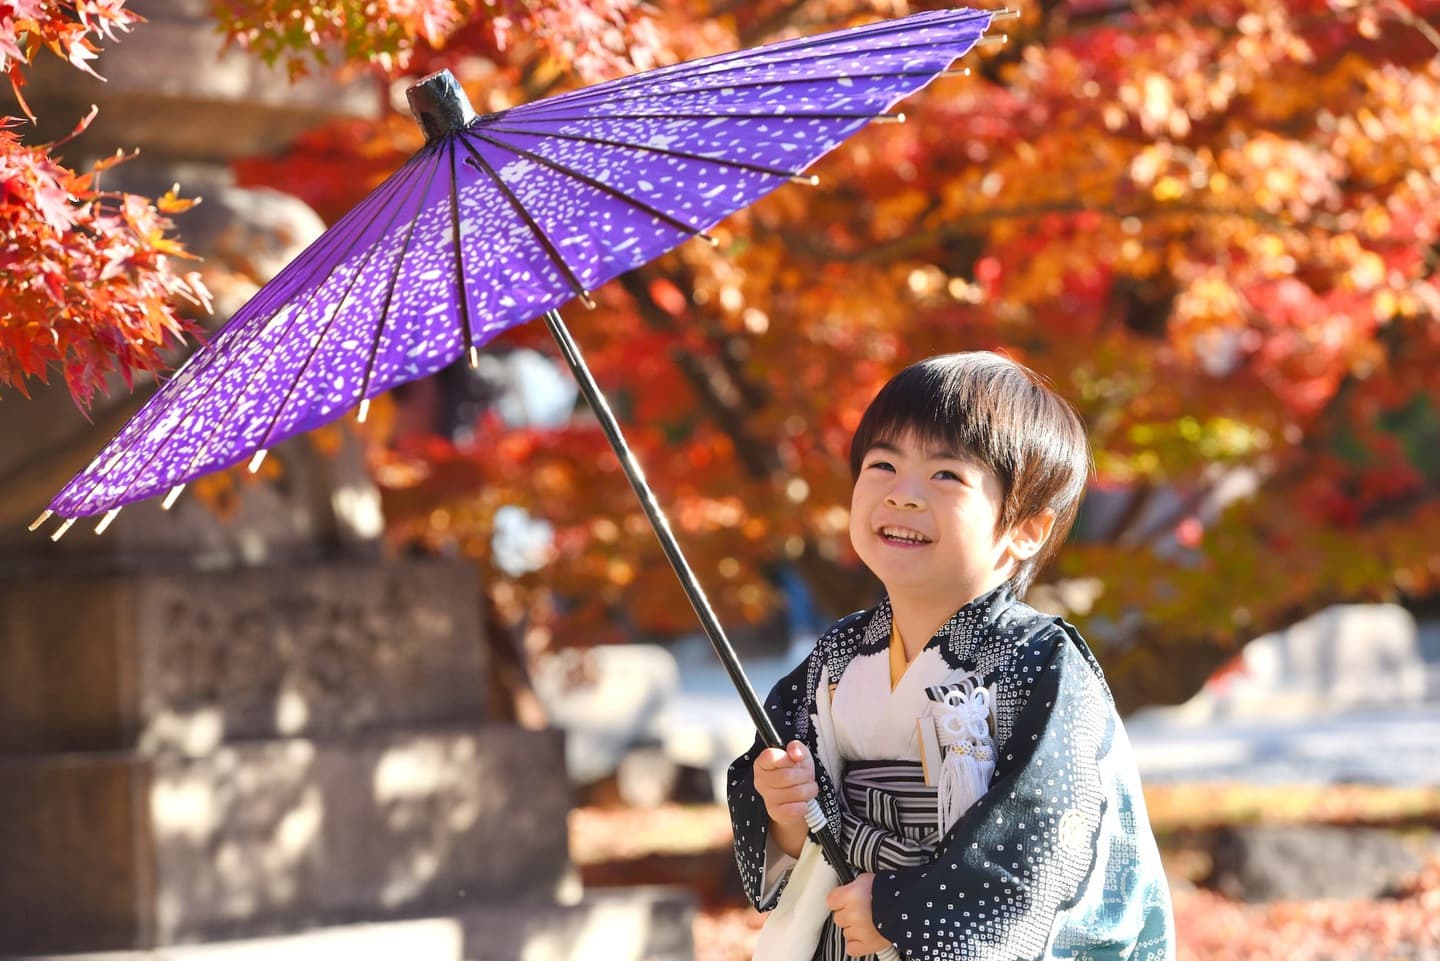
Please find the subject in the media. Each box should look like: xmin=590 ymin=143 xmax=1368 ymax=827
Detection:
xmin=356 ymin=142 xmax=446 ymax=412
xmin=468 ymin=130 xmax=715 ymax=239
xmin=48 ymin=348 xmax=208 ymax=515
xmin=53 ymin=151 xmax=438 ymax=515
xmin=480 ymin=119 xmax=857 ymax=179
xmin=502 ymin=109 xmax=898 ymax=123
xmin=254 ymin=149 xmax=438 ymax=451
xmin=54 ymin=316 xmax=270 ymax=516
xmin=455 ymin=137 xmax=594 ymax=305
xmin=213 ymin=151 xmax=435 ymax=332
xmin=514 ymin=62 xmax=972 ymax=119
xmin=514 ymin=11 xmax=994 ymax=113
xmin=513 ymin=69 xmax=950 ymax=108
xmin=446 ymin=137 xmax=481 ymax=361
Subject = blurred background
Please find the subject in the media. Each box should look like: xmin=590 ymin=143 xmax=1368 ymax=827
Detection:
xmin=1 ymin=0 xmax=1438 ymax=959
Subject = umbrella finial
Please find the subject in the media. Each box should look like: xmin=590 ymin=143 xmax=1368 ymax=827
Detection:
xmin=407 ymin=69 xmax=479 ymax=141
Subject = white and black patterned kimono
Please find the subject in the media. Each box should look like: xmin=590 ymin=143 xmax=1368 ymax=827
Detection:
xmin=727 ymin=584 xmax=1175 ymax=961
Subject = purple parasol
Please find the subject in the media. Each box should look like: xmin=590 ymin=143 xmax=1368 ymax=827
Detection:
xmin=41 ymin=7 xmax=1006 ymax=527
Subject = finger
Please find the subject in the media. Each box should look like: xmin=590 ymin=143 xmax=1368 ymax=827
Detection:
xmin=827 ymin=879 xmax=861 ymax=911
xmin=767 ymin=782 xmax=819 ymax=807
xmin=755 ymin=748 xmax=793 ymax=771
xmin=759 ymin=765 xmax=816 ymax=789
xmin=757 ymin=770 xmax=818 ymax=802
xmin=762 ymin=785 xmax=818 ymax=822
xmin=786 ymin=740 xmax=810 ymax=763
xmin=843 ymin=931 xmax=885 ymax=957
xmin=768 ymin=779 xmax=818 ymax=804
xmin=769 ymin=788 xmax=818 ymax=815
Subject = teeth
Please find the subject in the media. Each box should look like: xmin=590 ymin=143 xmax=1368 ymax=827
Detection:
xmin=881 ymin=527 xmax=929 ymax=544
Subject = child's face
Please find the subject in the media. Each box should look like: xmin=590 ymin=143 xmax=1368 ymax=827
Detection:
xmin=849 ymin=430 xmax=1020 ymax=615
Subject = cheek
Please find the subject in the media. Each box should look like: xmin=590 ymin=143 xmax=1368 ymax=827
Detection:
xmin=847 ymin=489 xmax=875 ymax=552
xmin=848 ymin=482 xmax=873 ymax=520
xmin=847 ymin=495 xmax=865 ymax=542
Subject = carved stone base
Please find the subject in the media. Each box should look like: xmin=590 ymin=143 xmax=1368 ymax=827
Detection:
xmin=0 ymin=726 xmax=572 ymax=954
xmin=0 ymin=560 xmax=488 ymax=755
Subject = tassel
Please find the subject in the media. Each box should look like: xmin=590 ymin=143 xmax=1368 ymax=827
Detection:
xmin=936 ymin=740 xmax=995 ymax=836
xmin=930 ymin=681 xmax=997 ymax=836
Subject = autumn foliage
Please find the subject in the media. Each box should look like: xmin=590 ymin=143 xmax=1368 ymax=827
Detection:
xmin=212 ymin=0 xmax=657 ymax=79
xmin=0 ymin=1 xmax=209 ymax=405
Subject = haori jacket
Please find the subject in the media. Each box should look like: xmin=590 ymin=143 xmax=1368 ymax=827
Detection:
xmin=726 ymin=584 xmax=1176 ymax=961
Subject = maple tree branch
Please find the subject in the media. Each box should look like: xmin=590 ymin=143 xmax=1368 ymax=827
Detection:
xmin=1380 ymin=0 xmax=1440 ymax=52
xmin=616 ymin=270 xmax=783 ymax=479
xmin=790 ymin=197 xmax=1339 ymax=264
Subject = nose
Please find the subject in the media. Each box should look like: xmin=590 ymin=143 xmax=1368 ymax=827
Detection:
xmin=884 ymin=483 xmax=924 ymax=510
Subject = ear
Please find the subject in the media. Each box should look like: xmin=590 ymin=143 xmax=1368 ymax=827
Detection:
xmin=1006 ymin=510 xmax=1056 ymax=563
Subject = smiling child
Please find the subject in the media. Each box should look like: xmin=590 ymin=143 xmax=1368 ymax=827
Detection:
xmin=728 ymin=352 xmax=1175 ymax=961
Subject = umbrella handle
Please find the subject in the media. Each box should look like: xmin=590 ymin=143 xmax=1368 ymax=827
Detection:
xmin=540 ymin=311 xmax=902 ymax=945
xmin=804 ymin=800 xmax=904 ymax=961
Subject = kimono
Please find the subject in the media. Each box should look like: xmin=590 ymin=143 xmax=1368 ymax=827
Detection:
xmin=727 ymin=584 xmax=1175 ymax=961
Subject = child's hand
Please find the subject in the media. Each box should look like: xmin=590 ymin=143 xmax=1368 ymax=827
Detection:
xmin=826 ymin=873 xmax=891 ymax=958
xmin=753 ymin=740 xmax=818 ymax=826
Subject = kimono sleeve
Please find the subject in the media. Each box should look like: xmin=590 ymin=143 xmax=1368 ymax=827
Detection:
xmin=725 ymin=654 xmax=817 ymax=912
xmin=868 ymin=628 xmax=1164 ymax=961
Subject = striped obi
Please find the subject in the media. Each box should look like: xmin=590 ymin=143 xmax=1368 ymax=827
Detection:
xmin=813 ymin=760 xmax=941 ymax=961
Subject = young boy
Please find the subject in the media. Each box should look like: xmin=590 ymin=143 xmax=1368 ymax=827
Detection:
xmin=727 ymin=352 xmax=1175 ymax=961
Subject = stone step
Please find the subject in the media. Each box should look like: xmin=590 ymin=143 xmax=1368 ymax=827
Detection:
xmin=0 ymin=725 xmax=572 ymax=954
xmin=5 ymin=887 xmax=695 ymax=961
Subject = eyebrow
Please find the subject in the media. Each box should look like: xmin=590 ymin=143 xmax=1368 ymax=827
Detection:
xmin=868 ymin=440 xmax=969 ymax=462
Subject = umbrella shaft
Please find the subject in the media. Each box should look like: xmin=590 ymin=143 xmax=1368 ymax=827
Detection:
xmin=541 ymin=310 xmax=863 ymax=890
xmin=541 ymin=310 xmax=782 ymax=746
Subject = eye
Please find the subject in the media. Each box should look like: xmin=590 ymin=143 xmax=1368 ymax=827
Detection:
xmin=933 ymin=469 xmax=962 ymax=482
xmin=864 ymin=458 xmax=895 ymax=473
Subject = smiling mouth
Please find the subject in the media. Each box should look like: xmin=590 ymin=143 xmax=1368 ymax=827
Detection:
xmin=879 ymin=526 xmax=932 ymax=545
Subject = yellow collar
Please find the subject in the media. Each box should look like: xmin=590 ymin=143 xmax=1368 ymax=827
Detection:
xmin=888 ymin=622 xmax=909 ymax=691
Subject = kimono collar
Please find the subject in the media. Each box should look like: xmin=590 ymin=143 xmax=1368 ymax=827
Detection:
xmin=856 ymin=583 xmax=1016 ymax=671
xmin=794 ymin=583 xmax=1018 ymax=745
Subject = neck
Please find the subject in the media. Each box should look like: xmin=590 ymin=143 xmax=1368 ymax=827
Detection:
xmin=889 ymin=582 xmax=1005 ymax=660
xmin=891 ymin=596 xmax=963 ymax=660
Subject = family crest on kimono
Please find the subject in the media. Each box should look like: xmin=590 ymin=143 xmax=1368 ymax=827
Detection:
xmin=727 ymin=352 xmax=1176 ymax=961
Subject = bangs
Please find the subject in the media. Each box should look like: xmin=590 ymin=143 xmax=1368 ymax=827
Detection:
xmin=848 ymin=357 xmax=1011 ymax=488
